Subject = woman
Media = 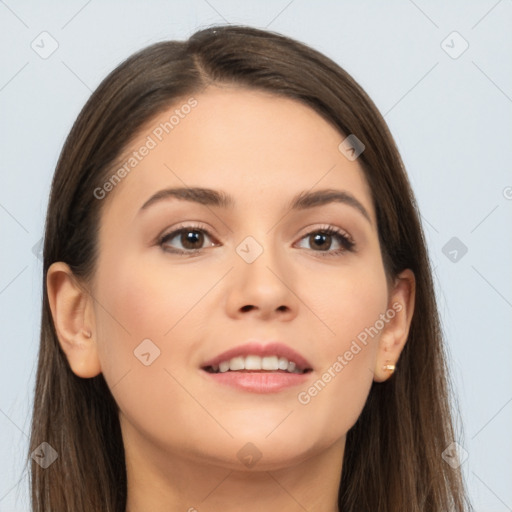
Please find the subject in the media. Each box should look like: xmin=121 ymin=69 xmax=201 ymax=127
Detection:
xmin=29 ymin=25 xmax=471 ymax=511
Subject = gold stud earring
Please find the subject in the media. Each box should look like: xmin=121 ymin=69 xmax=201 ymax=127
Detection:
xmin=383 ymin=360 xmax=396 ymax=373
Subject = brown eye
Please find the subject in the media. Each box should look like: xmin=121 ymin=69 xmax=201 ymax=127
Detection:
xmin=160 ymin=226 xmax=217 ymax=254
xmin=180 ymin=230 xmax=204 ymax=249
xmin=296 ymin=227 xmax=355 ymax=256
xmin=308 ymin=232 xmax=333 ymax=251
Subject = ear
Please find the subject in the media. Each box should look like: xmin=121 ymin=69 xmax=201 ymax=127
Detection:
xmin=46 ymin=262 xmax=101 ymax=378
xmin=373 ymin=268 xmax=416 ymax=383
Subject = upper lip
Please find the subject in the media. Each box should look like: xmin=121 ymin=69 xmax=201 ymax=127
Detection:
xmin=201 ymin=341 xmax=313 ymax=371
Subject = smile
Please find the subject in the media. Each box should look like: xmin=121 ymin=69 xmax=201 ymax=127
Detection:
xmin=203 ymin=354 xmax=310 ymax=374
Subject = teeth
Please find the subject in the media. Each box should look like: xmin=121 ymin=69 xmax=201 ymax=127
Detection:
xmin=229 ymin=356 xmax=245 ymax=371
xmin=278 ymin=357 xmax=288 ymax=370
xmin=219 ymin=361 xmax=230 ymax=373
xmin=211 ymin=355 xmax=305 ymax=374
xmin=245 ymin=355 xmax=262 ymax=370
xmin=262 ymin=356 xmax=278 ymax=370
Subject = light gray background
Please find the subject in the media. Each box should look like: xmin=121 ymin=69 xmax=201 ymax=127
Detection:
xmin=1 ymin=1 xmax=511 ymax=510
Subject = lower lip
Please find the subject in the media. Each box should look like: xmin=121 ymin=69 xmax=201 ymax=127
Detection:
xmin=201 ymin=369 xmax=311 ymax=393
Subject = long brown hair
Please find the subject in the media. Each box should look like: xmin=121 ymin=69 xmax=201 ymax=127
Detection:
xmin=30 ymin=24 xmax=472 ymax=511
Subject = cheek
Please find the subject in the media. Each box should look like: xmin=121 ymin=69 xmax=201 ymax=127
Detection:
xmin=95 ymin=248 xmax=213 ymax=340
xmin=293 ymin=259 xmax=387 ymax=429
xmin=306 ymin=254 xmax=389 ymax=348
xmin=92 ymin=251 xmax=215 ymax=397
xmin=91 ymin=255 xmax=201 ymax=437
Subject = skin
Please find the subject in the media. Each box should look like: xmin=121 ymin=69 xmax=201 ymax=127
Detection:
xmin=47 ymin=86 xmax=415 ymax=512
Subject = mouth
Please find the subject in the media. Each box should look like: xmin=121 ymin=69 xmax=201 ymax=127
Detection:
xmin=200 ymin=341 xmax=313 ymax=393
xmin=202 ymin=355 xmax=312 ymax=375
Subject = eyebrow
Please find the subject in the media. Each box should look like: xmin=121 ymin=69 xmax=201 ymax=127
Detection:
xmin=139 ymin=187 xmax=372 ymax=225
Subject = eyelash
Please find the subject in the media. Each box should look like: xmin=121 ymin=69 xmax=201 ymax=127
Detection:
xmin=158 ymin=223 xmax=356 ymax=258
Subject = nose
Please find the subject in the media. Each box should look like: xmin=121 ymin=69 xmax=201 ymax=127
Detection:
xmin=224 ymin=238 xmax=299 ymax=322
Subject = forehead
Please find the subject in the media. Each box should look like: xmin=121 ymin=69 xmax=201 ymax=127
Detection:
xmin=100 ymin=86 xmax=375 ymax=224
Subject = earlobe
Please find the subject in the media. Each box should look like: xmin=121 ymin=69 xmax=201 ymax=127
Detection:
xmin=373 ymin=269 xmax=416 ymax=383
xmin=46 ymin=262 xmax=102 ymax=378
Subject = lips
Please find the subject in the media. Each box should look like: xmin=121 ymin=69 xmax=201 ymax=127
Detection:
xmin=201 ymin=340 xmax=313 ymax=373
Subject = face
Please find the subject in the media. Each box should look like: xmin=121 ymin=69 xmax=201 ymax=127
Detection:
xmin=80 ymin=86 xmax=404 ymax=471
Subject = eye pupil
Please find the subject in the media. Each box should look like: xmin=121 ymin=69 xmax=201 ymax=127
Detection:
xmin=182 ymin=230 xmax=203 ymax=249
xmin=311 ymin=233 xmax=331 ymax=251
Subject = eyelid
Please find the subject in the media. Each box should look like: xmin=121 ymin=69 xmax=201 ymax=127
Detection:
xmin=158 ymin=221 xmax=214 ymax=240
xmin=157 ymin=222 xmax=219 ymax=253
xmin=295 ymin=223 xmax=354 ymax=245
